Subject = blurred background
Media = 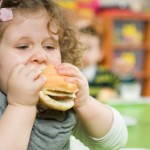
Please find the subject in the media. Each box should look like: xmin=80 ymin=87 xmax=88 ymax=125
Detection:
xmin=55 ymin=0 xmax=150 ymax=149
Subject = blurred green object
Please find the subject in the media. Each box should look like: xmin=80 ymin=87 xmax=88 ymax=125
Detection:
xmin=106 ymin=98 xmax=150 ymax=149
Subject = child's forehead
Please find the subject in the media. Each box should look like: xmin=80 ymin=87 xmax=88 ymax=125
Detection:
xmin=12 ymin=8 xmax=49 ymax=21
xmin=9 ymin=9 xmax=58 ymax=31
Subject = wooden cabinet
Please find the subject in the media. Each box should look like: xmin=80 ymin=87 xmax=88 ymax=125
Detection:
xmin=97 ymin=10 xmax=150 ymax=96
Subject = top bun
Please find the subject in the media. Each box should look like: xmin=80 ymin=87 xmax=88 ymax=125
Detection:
xmin=40 ymin=65 xmax=78 ymax=93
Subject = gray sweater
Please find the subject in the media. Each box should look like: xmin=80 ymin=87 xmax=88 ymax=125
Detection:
xmin=0 ymin=92 xmax=77 ymax=150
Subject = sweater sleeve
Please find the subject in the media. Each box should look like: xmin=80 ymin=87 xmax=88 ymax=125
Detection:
xmin=72 ymin=106 xmax=128 ymax=150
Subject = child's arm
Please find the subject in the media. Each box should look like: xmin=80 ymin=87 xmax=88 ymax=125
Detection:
xmin=75 ymin=96 xmax=114 ymax=138
xmin=0 ymin=105 xmax=36 ymax=150
xmin=72 ymin=107 xmax=128 ymax=149
xmin=0 ymin=65 xmax=46 ymax=149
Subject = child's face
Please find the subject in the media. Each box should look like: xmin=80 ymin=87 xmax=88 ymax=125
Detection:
xmin=0 ymin=11 xmax=61 ymax=93
xmin=81 ymin=34 xmax=101 ymax=67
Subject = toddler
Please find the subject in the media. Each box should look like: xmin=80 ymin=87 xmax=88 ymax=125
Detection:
xmin=78 ymin=19 xmax=120 ymax=101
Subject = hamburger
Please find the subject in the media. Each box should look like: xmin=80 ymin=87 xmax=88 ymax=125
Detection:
xmin=39 ymin=65 xmax=79 ymax=111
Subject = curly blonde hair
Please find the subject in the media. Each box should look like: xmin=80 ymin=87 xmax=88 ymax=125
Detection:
xmin=0 ymin=0 xmax=83 ymax=67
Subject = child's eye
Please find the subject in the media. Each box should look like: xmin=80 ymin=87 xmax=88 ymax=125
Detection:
xmin=16 ymin=45 xmax=29 ymax=50
xmin=44 ymin=45 xmax=55 ymax=50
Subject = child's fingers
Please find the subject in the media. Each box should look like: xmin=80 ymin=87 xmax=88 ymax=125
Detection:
xmin=33 ymin=76 xmax=47 ymax=91
xmin=27 ymin=68 xmax=43 ymax=80
xmin=56 ymin=63 xmax=78 ymax=71
xmin=64 ymin=77 xmax=80 ymax=88
xmin=11 ymin=64 xmax=25 ymax=76
xmin=12 ymin=64 xmax=37 ymax=78
xmin=56 ymin=63 xmax=83 ymax=79
xmin=65 ymin=76 xmax=88 ymax=91
xmin=18 ymin=65 xmax=35 ymax=76
xmin=26 ymin=65 xmax=45 ymax=80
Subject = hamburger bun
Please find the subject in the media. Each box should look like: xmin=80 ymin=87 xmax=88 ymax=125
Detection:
xmin=39 ymin=65 xmax=78 ymax=111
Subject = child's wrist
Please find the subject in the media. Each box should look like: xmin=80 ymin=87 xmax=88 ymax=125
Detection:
xmin=7 ymin=104 xmax=37 ymax=115
xmin=74 ymin=96 xmax=92 ymax=111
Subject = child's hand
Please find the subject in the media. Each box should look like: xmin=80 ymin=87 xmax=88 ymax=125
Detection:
xmin=7 ymin=64 xmax=46 ymax=107
xmin=55 ymin=63 xmax=90 ymax=109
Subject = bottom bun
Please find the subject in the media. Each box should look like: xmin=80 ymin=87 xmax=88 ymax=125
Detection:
xmin=39 ymin=91 xmax=74 ymax=111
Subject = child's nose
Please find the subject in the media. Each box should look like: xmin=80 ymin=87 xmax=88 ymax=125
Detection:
xmin=29 ymin=49 xmax=47 ymax=65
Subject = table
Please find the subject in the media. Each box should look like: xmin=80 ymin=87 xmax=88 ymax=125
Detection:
xmin=106 ymin=97 xmax=150 ymax=149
